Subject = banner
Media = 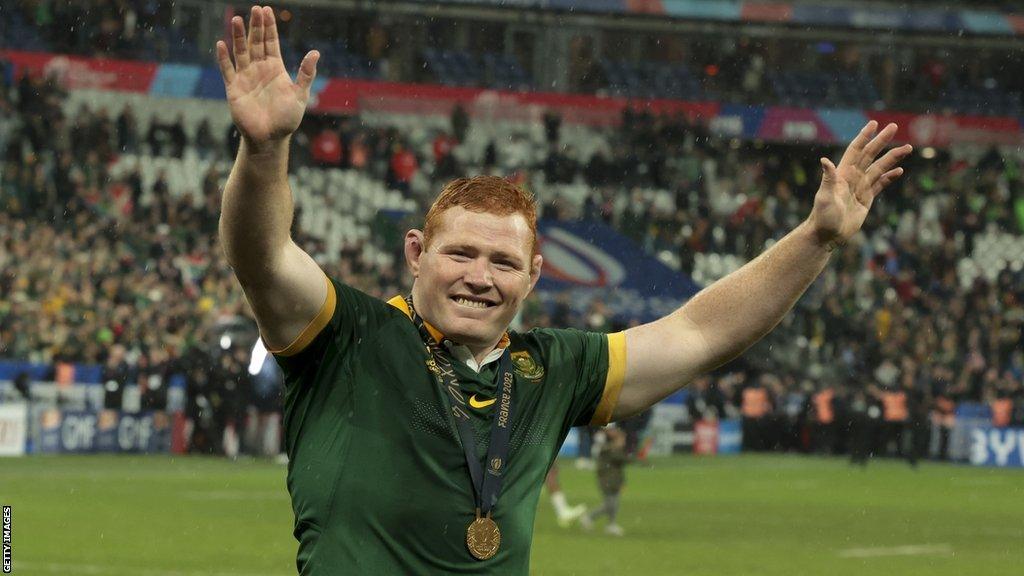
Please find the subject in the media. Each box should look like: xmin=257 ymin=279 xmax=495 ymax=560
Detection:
xmin=0 ymin=404 xmax=28 ymax=457
xmin=399 ymin=1 xmax=1023 ymax=36
xmin=535 ymin=220 xmax=701 ymax=322
xmin=951 ymin=402 xmax=992 ymax=461
xmin=648 ymin=404 xmax=691 ymax=456
xmin=1 ymin=51 xmax=156 ymax=91
xmin=35 ymin=409 xmax=172 ymax=454
xmin=3 ymin=50 xmax=1021 ymax=146
xmin=672 ymin=422 xmax=696 ymax=454
xmin=968 ymin=427 xmax=1024 ymax=468
xmin=559 ymin=427 xmax=580 ymax=458
xmin=0 ymin=360 xmax=102 ymax=384
xmin=717 ymin=418 xmax=742 ymax=455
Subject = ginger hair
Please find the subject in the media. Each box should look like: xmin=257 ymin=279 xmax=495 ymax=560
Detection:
xmin=423 ymin=176 xmax=538 ymax=255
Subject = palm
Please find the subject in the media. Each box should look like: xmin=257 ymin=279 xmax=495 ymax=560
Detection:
xmin=811 ymin=163 xmax=869 ymax=242
xmin=228 ymin=59 xmax=305 ymax=142
xmin=216 ymin=6 xmax=319 ymax=145
xmin=809 ymin=121 xmax=912 ymax=244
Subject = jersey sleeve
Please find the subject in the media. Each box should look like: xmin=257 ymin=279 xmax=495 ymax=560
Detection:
xmin=536 ymin=328 xmax=627 ymax=428
xmin=269 ymin=274 xmax=393 ymax=380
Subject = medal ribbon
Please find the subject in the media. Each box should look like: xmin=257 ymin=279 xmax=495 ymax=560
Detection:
xmin=406 ymin=296 xmax=515 ymax=517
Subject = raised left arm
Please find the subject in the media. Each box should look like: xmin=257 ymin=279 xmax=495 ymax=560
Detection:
xmin=611 ymin=121 xmax=912 ymax=420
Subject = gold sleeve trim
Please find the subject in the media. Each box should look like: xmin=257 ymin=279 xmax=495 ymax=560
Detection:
xmin=590 ymin=331 xmax=627 ymax=426
xmin=268 ymin=274 xmax=336 ymax=357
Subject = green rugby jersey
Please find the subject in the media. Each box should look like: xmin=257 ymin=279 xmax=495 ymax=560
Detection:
xmin=271 ymin=275 xmax=626 ymax=575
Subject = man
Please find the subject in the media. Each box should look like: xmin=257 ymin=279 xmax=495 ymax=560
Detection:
xmin=216 ymin=6 xmax=911 ymax=574
xmin=811 ymin=383 xmax=837 ymax=454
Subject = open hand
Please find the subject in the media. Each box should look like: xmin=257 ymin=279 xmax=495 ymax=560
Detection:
xmin=216 ymin=6 xmax=319 ymax=147
xmin=808 ymin=121 xmax=913 ymax=247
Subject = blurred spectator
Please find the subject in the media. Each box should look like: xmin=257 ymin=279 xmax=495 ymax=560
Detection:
xmin=450 ymin=103 xmax=469 ymax=143
xmin=311 ymin=123 xmax=342 ymax=167
xmin=387 ymin=141 xmax=418 ymax=194
xmin=195 ymin=118 xmax=217 ymax=159
xmin=101 ymin=344 xmax=130 ymax=410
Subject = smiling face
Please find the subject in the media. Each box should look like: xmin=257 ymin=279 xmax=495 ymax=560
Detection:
xmin=406 ymin=206 xmax=542 ymax=356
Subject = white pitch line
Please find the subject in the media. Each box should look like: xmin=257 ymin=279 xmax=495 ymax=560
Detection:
xmin=17 ymin=561 xmax=287 ymax=576
xmin=838 ymin=544 xmax=954 ymax=558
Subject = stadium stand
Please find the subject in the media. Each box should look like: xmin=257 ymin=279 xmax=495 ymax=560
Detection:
xmin=4 ymin=0 xmax=1024 ymax=117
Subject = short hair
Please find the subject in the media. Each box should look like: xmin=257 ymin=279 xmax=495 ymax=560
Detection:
xmin=423 ymin=176 xmax=538 ymax=255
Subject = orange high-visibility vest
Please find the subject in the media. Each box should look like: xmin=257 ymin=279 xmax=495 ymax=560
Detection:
xmin=882 ymin=391 xmax=908 ymax=422
xmin=742 ymin=387 xmax=770 ymax=418
xmin=813 ymin=389 xmax=835 ymax=424
xmin=991 ymin=398 xmax=1013 ymax=428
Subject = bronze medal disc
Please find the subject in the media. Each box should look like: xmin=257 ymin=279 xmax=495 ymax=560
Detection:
xmin=466 ymin=516 xmax=501 ymax=560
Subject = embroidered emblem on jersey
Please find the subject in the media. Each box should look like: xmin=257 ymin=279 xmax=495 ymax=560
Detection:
xmin=511 ymin=351 xmax=544 ymax=381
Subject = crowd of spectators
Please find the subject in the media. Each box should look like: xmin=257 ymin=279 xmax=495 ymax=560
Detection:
xmin=2 ymin=0 xmax=191 ymax=61
xmin=2 ymin=46 xmax=1023 ymax=459
xmin=3 ymin=0 xmax=1024 ymax=117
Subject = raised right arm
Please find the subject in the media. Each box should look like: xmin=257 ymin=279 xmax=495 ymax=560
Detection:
xmin=216 ymin=6 xmax=326 ymax=351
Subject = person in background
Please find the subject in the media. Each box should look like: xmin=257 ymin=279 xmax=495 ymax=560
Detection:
xmin=543 ymin=465 xmax=586 ymax=528
xmin=990 ymin=385 xmax=1014 ymax=429
xmin=621 ymin=407 xmax=653 ymax=461
xmin=930 ymin=364 xmax=956 ymax=461
xmin=905 ymin=373 xmax=930 ymax=468
xmin=739 ymin=373 xmax=774 ymax=451
xmin=101 ymin=344 xmax=129 ymax=410
xmin=450 ymin=102 xmax=469 ymax=143
xmin=812 ymin=382 xmax=837 ymax=454
xmin=880 ymin=380 xmax=909 ymax=457
xmin=580 ymin=426 xmax=630 ymax=536
xmin=387 ymin=140 xmax=418 ymax=194
xmin=847 ymin=386 xmax=873 ymax=467
xmin=311 ymin=122 xmax=342 ymax=168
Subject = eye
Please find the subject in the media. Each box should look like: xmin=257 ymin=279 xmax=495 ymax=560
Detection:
xmin=448 ymin=251 xmax=470 ymax=262
xmin=494 ymin=260 xmax=517 ymax=271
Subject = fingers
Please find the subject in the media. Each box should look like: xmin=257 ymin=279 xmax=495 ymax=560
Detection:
xmin=837 ymin=120 xmax=876 ymax=167
xmin=871 ymin=167 xmax=905 ymax=197
xmin=865 ymin=143 xmax=913 ymax=184
xmin=861 ymin=122 xmax=899 ymax=162
xmin=248 ymin=6 xmax=265 ymax=62
xmin=847 ymin=120 xmax=877 ymax=154
xmin=230 ymin=15 xmax=249 ymax=70
xmin=216 ymin=40 xmax=235 ymax=86
xmin=820 ymin=157 xmax=837 ymax=184
xmin=263 ymin=6 xmax=281 ymax=58
xmin=296 ymin=50 xmax=320 ymax=95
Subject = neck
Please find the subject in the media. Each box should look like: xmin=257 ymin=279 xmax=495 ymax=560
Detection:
xmin=465 ymin=341 xmax=501 ymax=365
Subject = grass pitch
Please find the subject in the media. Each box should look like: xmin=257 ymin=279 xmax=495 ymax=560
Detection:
xmin=1 ymin=454 xmax=1021 ymax=575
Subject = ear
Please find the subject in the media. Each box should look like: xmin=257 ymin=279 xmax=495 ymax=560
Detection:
xmin=527 ymin=254 xmax=543 ymax=292
xmin=404 ymin=229 xmax=426 ymax=278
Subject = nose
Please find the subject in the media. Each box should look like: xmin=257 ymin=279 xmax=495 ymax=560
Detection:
xmin=463 ymin=257 xmax=494 ymax=289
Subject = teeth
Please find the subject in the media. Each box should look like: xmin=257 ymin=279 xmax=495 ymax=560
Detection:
xmin=454 ymin=297 xmax=489 ymax=309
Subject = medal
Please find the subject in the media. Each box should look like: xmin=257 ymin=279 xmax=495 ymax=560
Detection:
xmin=406 ymin=296 xmax=517 ymax=562
xmin=466 ymin=509 xmax=501 ymax=560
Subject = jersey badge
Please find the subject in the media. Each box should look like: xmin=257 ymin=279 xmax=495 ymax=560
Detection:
xmin=511 ymin=351 xmax=544 ymax=381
